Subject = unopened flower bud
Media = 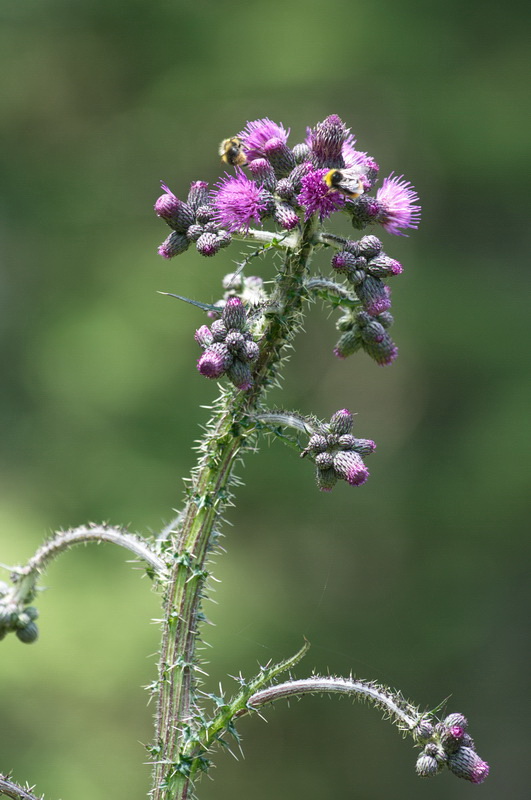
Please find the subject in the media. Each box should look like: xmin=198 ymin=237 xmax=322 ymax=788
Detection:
xmin=357 ymin=235 xmax=382 ymax=257
xmin=197 ymin=343 xmax=232 ymax=379
xmin=186 ymin=181 xmax=210 ymax=212
xmin=217 ymin=230 xmax=232 ymax=248
xmin=222 ymin=297 xmax=247 ymax=331
xmin=367 ymin=254 xmax=403 ymax=277
xmin=355 ymin=276 xmax=392 ymax=315
xmin=227 ymin=359 xmax=253 ymax=391
xmin=334 ymin=330 xmax=362 ymax=359
xmin=329 ymin=409 xmax=354 ymax=435
xmin=186 ymin=224 xmax=203 ymax=242
xmin=316 ymin=467 xmax=338 ymax=492
xmin=195 ymin=204 xmax=214 ymax=224
xmin=447 ymin=747 xmax=489 ymax=784
xmin=225 ymin=330 xmax=246 ymax=354
xmin=442 ymin=713 xmax=468 ymax=730
xmin=243 ymin=340 xmax=259 ymax=362
xmin=333 ymin=451 xmax=369 ymax=486
xmin=247 ymin=158 xmax=277 ymax=191
xmin=210 ymin=319 xmax=228 ymax=341
xmin=158 ymin=231 xmax=190 ymax=259
xmin=315 ymin=452 xmax=334 ymax=469
xmin=274 ymin=202 xmax=300 ymax=230
xmin=196 ymin=232 xmax=221 ymax=257
xmin=16 ymin=621 xmax=39 ymax=644
xmin=263 ymin=138 xmax=296 ymax=178
xmin=337 ymin=434 xmax=357 ymax=450
xmin=292 ymin=142 xmax=311 ymax=163
xmin=416 ymin=752 xmax=443 ymax=778
xmin=154 ymin=191 xmax=194 ymax=233
xmin=305 ymin=434 xmax=328 ymax=454
xmin=352 ymin=438 xmax=376 ymax=455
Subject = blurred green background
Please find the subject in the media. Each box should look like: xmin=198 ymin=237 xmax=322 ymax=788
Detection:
xmin=0 ymin=0 xmax=529 ymax=798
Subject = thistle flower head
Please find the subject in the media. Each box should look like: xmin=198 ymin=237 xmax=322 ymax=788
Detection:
xmin=212 ymin=170 xmax=269 ymax=233
xmin=376 ymin=173 xmax=421 ymax=235
xmin=297 ymin=165 xmax=345 ymax=220
xmin=307 ymin=114 xmax=350 ymax=167
xmin=239 ymin=118 xmax=290 ymax=162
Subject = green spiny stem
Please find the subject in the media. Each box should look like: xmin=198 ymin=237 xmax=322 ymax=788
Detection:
xmin=182 ymin=641 xmax=311 ymax=785
xmin=151 ymin=216 xmax=319 ymax=800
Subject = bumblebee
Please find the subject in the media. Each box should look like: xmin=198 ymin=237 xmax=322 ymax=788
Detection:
xmin=324 ymin=167 xmax=364 ymax=199
xmin=219 ymin=136 xmax=247 ymax=167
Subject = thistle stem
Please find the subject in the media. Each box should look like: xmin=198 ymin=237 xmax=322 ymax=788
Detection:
xmin=151 ymin=216 xmax=319 ymax=800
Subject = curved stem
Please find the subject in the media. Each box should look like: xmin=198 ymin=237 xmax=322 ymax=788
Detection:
xmin=0 ymin=776 xmax=44 ymax=800
xmin=4 ymin=525 xmax=165 ymax=608
xmin=248 ymin=676 xmax=420 ymax=732
xmin=151 ymin=216 xmax=319 ymax=800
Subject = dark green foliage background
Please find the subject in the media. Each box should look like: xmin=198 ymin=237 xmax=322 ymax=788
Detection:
xmin=0 ymin=1 xmax=528 ymax=798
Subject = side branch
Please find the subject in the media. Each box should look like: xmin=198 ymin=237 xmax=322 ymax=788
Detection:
xmin=0 ymin=776 xmax=44 ymax=800
xmin=4 ymin=524 xmax=165 ymax=607
xmin=248 ymin=676 xmax=420 ymax=731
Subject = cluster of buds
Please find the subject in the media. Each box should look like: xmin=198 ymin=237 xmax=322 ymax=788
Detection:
xmin=331 ymin=234 xmax=401 ymax=365
xmin=301 ymin=409 xmax=375 ymax=491
xmin=334 ymin=307 xmax=397 ymax=366
xmin=154 ymin=114 xmax=420 ymax=257
xmin=207 ymin=272 xmax=267 ymax=320
xmin=195 ymin=297 xmax=259 ymax=391
xmin=415 ymin=713 xmax=489 ymax=784
xmin=0 ymin=582 xmax=39 ymax=644
xmin=155 ymin=181 xmax=232 ymax=258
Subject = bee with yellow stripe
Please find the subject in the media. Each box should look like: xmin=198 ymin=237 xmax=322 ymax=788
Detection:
xmin=324 ymin=167 xmax=365 ymax=199
xmin=219 ymin=136 xmax=248 ymax=167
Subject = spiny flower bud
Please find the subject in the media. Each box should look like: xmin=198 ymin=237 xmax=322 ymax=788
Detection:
xmin=225 ymin=330 xmax=246 ymax=354
xmin=307 ymin=114 xmax=350 ymax=168
xmin=329 ymin=408 xmax=354 ymax=435
xmin=416 ymin=751 xmax=444 ymax=778
xmin=197 ymin=343 xmax=232 ymax=379
xmin=357 ymin=235 xmax=382 ymax=258
xmin=15 ymin=620 xmax=39 ymax=644
xmin=292 ymin=142 xmax=311 ymax=163
xmin=447 ymin=747 xmax=489 ymax=784
xmin=367 ymin=254 xmax=403 ymax=278
xmin=186 ymin=224 xmax=203 ymax=242
xmin=227 ymin=359 xmax=253 ymax=391
xmin=196 ymin=232 xmax=221 ymax=257
xmin=154 ymin=186 xmax=195 ymax=233
xmin=247 ymin=158 xmax=277 ymax=191
xmin=263 ymin=138 xmax=296 ymax=178
xmin=315 ymin=452 xmax=334 ymax=470
xmin=274 ymin=202 xmax=300 ymax=231
xmin=222 ymin=297 xmax=247 ymax=331
xmin=243 ymin=340 xmax=259 ymax=362
xmin=210 ymin=320 xmax=228 ymax=341
xmin=334 ymin=330 xmax=362 ymax=359
xmin=316 ymin=467 xmax=338 ymax=492
xmin=333 ymin=450 xmax=369 ymax=486
xmin=355 ymin=275 xmax=392 ymax=315
xmin=186 ymin=180 xmax=210 ymax=212
xmin=158 ymin=231 xmax=190 ymax=259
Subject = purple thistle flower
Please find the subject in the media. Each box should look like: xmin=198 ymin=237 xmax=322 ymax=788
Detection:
xmin=376 ymin=173 xmax=421 ymax=235
xmin=212 ymin=170 xmax=269 ymax=233
xmin=195 ymin=232 xmax=220 ymax=257
xmin=297 ymin=165 xmax=345 ymax=220
xmin=239 ymin=118 xmax=290 ymax=162
xmin=342 ymin=143 xmax=379 ymax=189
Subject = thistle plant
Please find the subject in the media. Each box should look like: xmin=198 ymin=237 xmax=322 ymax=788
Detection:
xmin=0 ymin=114 xmax=489 ymax=800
